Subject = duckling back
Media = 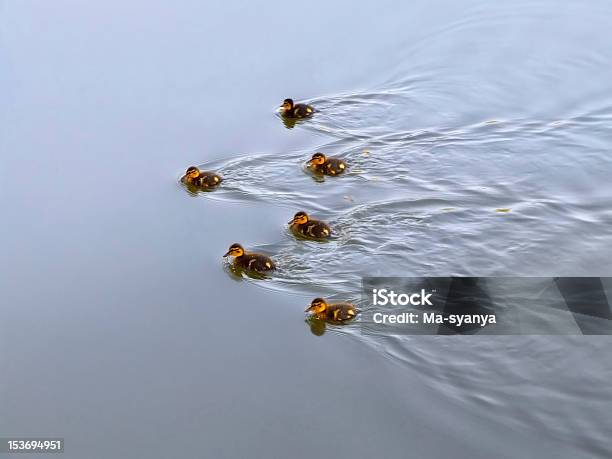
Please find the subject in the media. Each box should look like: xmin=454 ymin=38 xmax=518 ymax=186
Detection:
xmin=324 ymin=158 xmax=346 ymax=176
xmin=285 ymin=103 xmax=314 ymax=119
xmin=312 ymin=158 xmax=347 ymax=176
xmin=185 ymin=171 xmax=222 ymax=189
xmin=196 ymin=172 xmax=222 ymax=188
xmin=327 ymin=303 xmax=357 ymax=322
xmin=292 ymin=220 xmax=331 ymax=239
xmin=235 ymin=253 xmax=276 ymax=272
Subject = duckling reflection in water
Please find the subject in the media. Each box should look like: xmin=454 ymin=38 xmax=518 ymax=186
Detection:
xmin=288 ymin=211 xmax=331 ymax=240
xmin=305 ymin=298 xmax=357 ymax=323
xmin=306 ymin=316 xmax=327 ymax=336
xmin=223 ymin=243 xmax=276 ymax=274
xmin=279 ymin=98 xmax=314 ymax=119
xmin=307 ymin=153 xmax=347 ymax=176
xmin=182 ymin=166 xmax=222 ymax=190
xmin=280 ymin=116 xmax=299 ymax=130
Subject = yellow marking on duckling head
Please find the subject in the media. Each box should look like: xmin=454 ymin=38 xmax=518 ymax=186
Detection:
xmin=185 ymin=166 xmax=200 ymax=181
xmin=322 ymin=228 xmax=329 ymax=236
xmin=224 ymin=243 xmax=244 ymax=258
xmin=290 ymin=211 xmax=309 ymax=225
xmin=281 ymin=98 xmax=293 ymax=113
xmin=265 ymin=261 xmax=272 ymax=269
xmin=306 ymin=298 xmax=327 ymax=314
xmin=306 ymin=107 xmax=313 ymax=113
xmin=347 ymin=309 xmax=355 ymax=317
xmin=309 ymin=153 xmax=326 ymax=165
xmin=214 ymin=176 xmax=220 ymax=182
xmin=333 ymin=309 xmax=340 ymax=320
xmin=339 ymin=163 xmax=345 ymax=169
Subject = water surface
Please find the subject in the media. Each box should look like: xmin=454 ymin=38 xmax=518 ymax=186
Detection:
xmin=2 ymin=1 xmax=612 ymax=458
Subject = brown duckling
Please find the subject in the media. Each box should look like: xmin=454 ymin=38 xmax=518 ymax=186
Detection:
xmin=223 ymin=243 xmax=276 ymax=273
xmin=305 ymin=298 xmax=357 ymax=323
xmin=307 ymin=152 xmax=347 ymax=176
xmin=280 ymin=98 xmax=314 ymax=119
xmin=288 ymin=211 xmax=331 ymax=239
xmin=183 ymin=166 xmax=222 ymax=189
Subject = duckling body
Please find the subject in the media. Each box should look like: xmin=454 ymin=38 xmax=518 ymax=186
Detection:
xmin=315 ymin=158 xmax=347 ymax=176
xmin=189 ymin=172 xmax=222 ymax=188
xmin=233 ymin=253 xmax=276 ymax=272
xmin=183 ymin=166 xmax=222 ymax=189
xmin=224 ymin=243 xmax=276 ymax=273
xmin=324 ymin=303 xmax=357 ymax=322
xmin=308 ymin=153 xmax=347 ymax=176
xmin=306 ymin=298 xmax=357 ymax=323
xmin=291 ymin=220 xmax=331 ymax=239
xmin=289 ymin=104 xmax=314 ymax=119
xmin=288 ymin=211 xmax=331 ymax=240
xmin=280 ymin=98 xmax=314 ymax=119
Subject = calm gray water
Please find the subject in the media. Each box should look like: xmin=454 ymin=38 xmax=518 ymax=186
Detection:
xmin=2 ymin=1 xmax=612 ymax=458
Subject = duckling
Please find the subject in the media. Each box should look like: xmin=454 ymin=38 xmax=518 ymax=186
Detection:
xmin=223 ymin=243 xmax=276 ymax=272
xmin=307 ymin=152 xmax=347 ymax=176
xmin=305 ymin=298 xmax=357 ymax=323
xmin=183 ymin=166 xmax=222 ymax=189
xmin=288 ymin=211 xmax=331 ymax=239
xmin=280 ymin=98 xmax=314 ymax=119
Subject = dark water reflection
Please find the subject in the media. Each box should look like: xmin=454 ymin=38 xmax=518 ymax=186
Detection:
xmin=3 ymin=0 xmax=612 ymax=458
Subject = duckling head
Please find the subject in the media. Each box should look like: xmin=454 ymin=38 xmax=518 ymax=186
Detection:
xmin=185 ymin=166 xmax=201 ymax=180
xmin=289 ymin=211 xmax=309 ymax=225
xmin=223 ymin=243 xmax=244 ymax=258
xmin=308 ymin=152 xmax=326 ymax=166
xmin=280 ymin=98 xmax=294 ymax=114
xmin=306 ymin=297 xmax=328 ymax=314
